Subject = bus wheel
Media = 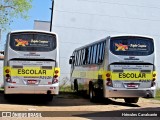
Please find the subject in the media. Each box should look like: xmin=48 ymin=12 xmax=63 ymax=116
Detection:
xmin=124 ymin=97 xmax=139 ymax=103
xmin=47 ymin=95 xmax=53 ymax=102
xmin=89 ymin=83 xmax=96 ymax=102
xmin=4 ymin=94 xmax=11 ymax=100
xmin=74 ymin=79 xmax=78 ymax=93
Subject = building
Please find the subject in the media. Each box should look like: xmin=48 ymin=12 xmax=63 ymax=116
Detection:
xmin=34 ymin=20 xmax=50 ymax=31
xmin=36 ymin=0 xmax=160 ymax=87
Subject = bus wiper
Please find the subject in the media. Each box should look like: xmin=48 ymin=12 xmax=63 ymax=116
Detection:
xmin=10 ymin=58 xmax=56 ymax=62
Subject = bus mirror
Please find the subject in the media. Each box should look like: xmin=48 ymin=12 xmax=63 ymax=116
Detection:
xmin=69 ymin=59 xmax=72 ymax=64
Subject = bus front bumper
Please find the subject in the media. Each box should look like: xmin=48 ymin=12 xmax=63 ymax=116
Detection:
xmin=104 ymin=86 xmax=156 ymax=98
xmin=4 ymin=83 xmax=59 ymax=95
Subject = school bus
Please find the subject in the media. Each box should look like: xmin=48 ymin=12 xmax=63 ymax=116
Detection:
xmin=69 ymin=35 xmax=156 ymax=103
xmin=4 ymin=30 xmax=60 ymax=101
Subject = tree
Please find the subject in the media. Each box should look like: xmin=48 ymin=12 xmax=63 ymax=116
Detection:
xmin=0 ymin=0 xmax=32 ymax=30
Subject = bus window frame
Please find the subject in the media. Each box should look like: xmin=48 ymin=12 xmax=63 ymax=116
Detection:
xmin=9 ymin=32 xmax=57 ymax=52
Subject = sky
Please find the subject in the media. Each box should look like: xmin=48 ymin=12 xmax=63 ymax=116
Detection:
xmin=0 ymin=0 xmax=52 ymax=50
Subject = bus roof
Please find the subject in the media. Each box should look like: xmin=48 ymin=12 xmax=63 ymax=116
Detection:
xmin=73 ymin=34 xmax=154 ymax=52
xmin=8 ymin=30 xmax=57 ymax=35
xmin=110 ymin=34 xmax=154 ymax=39
xmin=74 ymin=37 xmax=107 ymax=51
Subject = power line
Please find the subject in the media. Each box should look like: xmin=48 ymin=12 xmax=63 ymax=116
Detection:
xmin=78 ymin=0 xmax=160 ymax=10
xmin=59 ymin=41 xmax=84 ymax=45
xmin=55 ymin=10 xmax=160 ymax=22
xmin=53 ymin=25 xmax=123 ymax=33
xmin=60 ymin=57 xmax=69 ymax=59
xmin=53 ymin=25 xmax=160 ymax=37
xmin=60 ymin=73 xmax=70 ymax=74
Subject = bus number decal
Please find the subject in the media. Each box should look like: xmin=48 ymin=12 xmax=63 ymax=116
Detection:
xmin=40 ymin=76 xmax=52 ymax=79
xmin=139 ymin=80 xmax=150 ymax=82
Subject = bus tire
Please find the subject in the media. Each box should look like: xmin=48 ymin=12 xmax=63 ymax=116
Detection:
xmin=124 ymin=97 xmax=139 ymax=103
xmin=89 ymin=83 xmax=96 ymax=102
xmin=74 ymin=79 xmax=78 ymax=93
xmin=4 ymin=94 xmax=11 ymax=100
xmin=47 ymin=95 xmax=53 ymax=102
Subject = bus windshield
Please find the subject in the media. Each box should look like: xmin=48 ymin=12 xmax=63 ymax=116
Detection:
xmin=10 ymin=32 xmax=56 ymax=52
xmin=110 ymin=36 xmax=154 ymax=56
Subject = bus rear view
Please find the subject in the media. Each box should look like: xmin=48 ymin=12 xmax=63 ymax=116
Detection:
xmin=4 ymin=30 xmax=60 ymax=101
xmin=106 ymin=36 xmax=156 ymax=103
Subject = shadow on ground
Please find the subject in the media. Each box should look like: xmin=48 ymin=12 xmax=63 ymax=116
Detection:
xmin=0 ymin=91 xmax=140 ymax=107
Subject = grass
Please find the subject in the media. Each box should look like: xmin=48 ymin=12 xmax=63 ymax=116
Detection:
xmin=1 ymin=84 xmax=159 ymax=100
xmin=155 ymin=88 xmax=160 ymax=100
xmin=59 ymin=85 xmax=72 ymax=92
xmin=0 ymin=87 xmax=4 ymax=91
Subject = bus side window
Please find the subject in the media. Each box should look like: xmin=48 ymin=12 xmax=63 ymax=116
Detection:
xmin=77 ymin=50 xmax=80 ymax=66
xmin=83 ymin=49 xmax=86 ymax=65
xmin=74 ymin=51 xmax=77 ymax=66
xmin=101 ymin=42 xmax=106 ymax=61
xmin=96 ymin=44 xmax=100 ymax=64
xmin=89 ymin=46 xmax=93 ymax=64
xmin=93 ymin=44 xmax=97 ymax=64
xmin=79 ymin=50 xmax=82 ymax=66
xmin=87 ymin=46 xmax=91 ymax=64
xmin=83 ymin=48 xmax=89 ymax=65
xmin=80 ymin=49 xmax=85 ymax=65
xmin=79 ymin=50 xmax=82 ymax=65
xmin=98 ymin=42 xmax=103 ymax=63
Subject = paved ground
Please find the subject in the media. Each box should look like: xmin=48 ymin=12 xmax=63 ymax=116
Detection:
xmin=0 ymin=91 xmax=159 ymax=120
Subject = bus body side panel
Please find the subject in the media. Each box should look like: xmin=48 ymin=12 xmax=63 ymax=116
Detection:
xmin=70 ymin=38 xmax=108 ymax=95
xmin=70 ymin=58 xmax=106 ymax=94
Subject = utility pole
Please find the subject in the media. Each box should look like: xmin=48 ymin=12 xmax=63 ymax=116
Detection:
xmin=0 ymin=29 xmax=1 ymax=42
xmin=50 ymin=0 xmax=54 ymax=32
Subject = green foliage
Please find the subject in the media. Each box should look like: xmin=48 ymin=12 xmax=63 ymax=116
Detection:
xmin=155 ymin=88 xmax=160 ymax=100
xmin=0 ymin=87 xmax=4 ymax=91
xmin=59 ymin=85 xmax=72 ymax=92
xmin=0 ymin=0 xmax=32 ymax=30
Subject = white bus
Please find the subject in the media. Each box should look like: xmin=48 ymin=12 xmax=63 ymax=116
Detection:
xmin=0 ymin=51 xmax=4 ymax=88
xmin=69 ymin=35 xmax=156 ymax=103
xmin=4 ymin=30 xmax=60 ymax=101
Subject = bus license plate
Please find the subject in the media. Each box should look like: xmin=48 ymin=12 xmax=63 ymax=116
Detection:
xmin=127 ymin=83 xmax=138 ymax=88
xmin=124 ymin=83 xmax=139 ymax=88
xmin=27 ymin=80 xmax=37 ymax=84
